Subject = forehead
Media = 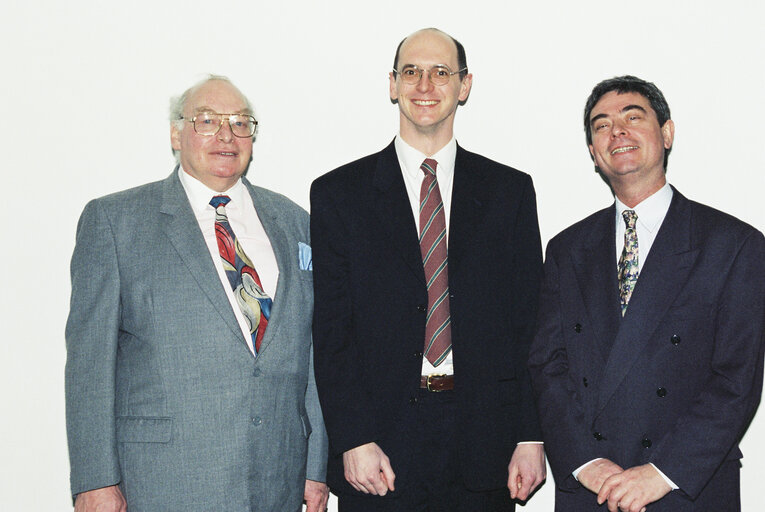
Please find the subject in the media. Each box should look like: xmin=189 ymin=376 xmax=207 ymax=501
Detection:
xmin=398 ymin=31 xmax=458 ymax=67
xmin=186 ymin=80 xmax=248 ymax=114
xmin=590 ymin=91 xmax=655 ymax=120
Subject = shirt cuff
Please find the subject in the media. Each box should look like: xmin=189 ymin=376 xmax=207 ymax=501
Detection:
xmin=650 ymin=463 xmax=678 ymax=490
xmin=517 ymin=441 xmax=544 ymax=445
xmin=572 ymin=458 xmax=602 ymax=480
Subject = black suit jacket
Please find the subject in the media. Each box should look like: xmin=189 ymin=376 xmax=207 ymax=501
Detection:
xmin=310 ymin=141 xmax=543 ymax=495
xmin=528 ymin=189 xmax=765 ymax=510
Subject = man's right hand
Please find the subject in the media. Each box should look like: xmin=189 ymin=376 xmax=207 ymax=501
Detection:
xmin=577 ymin=458 xmax=624 ymax=495
xmin=342 ymin=442 xmax=396 ymax=495
xmin=74 ymin=485 xmax=127 ymax=512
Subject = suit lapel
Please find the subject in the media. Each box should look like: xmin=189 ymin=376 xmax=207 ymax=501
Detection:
xmin=242 ymin=181 xmax=288 ymax=357
xmin=447 ymin=145 xmax=488 ymax=267
xmin=158 ymin=171 xmax=246 ymax=348
xmin=372 ymin=141 xmax=426 ymax=284
xmin=596 ymin=191 xmax=699 ymax=414
xmin=571 ymin=207 xmax=620 ymax=362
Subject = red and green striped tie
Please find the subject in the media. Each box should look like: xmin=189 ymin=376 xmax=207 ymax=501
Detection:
xmin=419 ymin=158 xmax=452 ymax=366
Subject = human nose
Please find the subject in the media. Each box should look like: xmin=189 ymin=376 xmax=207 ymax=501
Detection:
xmin=416 ymin=70 xmax=433 ymax=92
xmin=217 ymin=118 xmax=234 ymax=142
xmin=611 ymin=119 xmax=627 ymax=138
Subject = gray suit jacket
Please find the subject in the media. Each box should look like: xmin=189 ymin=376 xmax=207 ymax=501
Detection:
xmin=65 ymin=171 xmax=327 ymax=511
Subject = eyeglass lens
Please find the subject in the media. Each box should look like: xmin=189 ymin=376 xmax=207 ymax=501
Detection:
xmin=194 ymin=112 xmax=256 ymax=137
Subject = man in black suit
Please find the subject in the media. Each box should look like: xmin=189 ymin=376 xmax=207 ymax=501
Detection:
xmin=528 ymin=75 xmax=765 ymax=511
xmin=311 ymin=28 xmax=546 ymax=511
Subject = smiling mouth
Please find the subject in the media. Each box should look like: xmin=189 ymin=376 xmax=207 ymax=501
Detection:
xmin=213 ymin=151 xmax=238 ymax=156
xmin=611 ymin=146 xmax=638 ymax=155
xmin=412 ymin=100 xmax=439 ymax=106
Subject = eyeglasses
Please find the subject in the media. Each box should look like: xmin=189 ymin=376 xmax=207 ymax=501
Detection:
xmin=182 ymin=112 xmax=258 ymax=138
xmin=393 ymin=64 xmax=467 ymax=86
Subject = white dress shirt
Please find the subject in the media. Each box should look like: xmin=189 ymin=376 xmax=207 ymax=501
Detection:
xmin=614 ymin=182 xmax=673 ymax=269
xmin=395 ymin=135 xmax=456 ymax=376
xmin=574 ymin=181 xmax=677 ymax=488
xmin=179 ymin=168 xmax=279 ymax=355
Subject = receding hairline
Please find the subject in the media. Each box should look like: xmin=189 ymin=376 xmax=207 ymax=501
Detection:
xmin=397 ymin=28 xmax=460 ymax=65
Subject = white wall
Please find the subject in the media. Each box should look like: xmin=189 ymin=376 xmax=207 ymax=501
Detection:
xmin=1 ymin=0 xmax=763 ymax=509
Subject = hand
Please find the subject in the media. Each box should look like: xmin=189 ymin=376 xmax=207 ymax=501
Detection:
xmin=597 ymin=464 xmax=671 ymax=512
xmin=74 ymin=485 xmax=127 ymax=512
xmin=507 ymin=443 xmax=546 ymax=501
xmin=577 ymin=458 xmax=624 ymax=495
xmin=303 ymin=479 xmax=329 ymax=512
xmin=342 ymin=442 xmax=396 ymax=495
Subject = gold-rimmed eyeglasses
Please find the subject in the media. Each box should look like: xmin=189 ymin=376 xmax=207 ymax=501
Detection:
xmin=393 ymin=64 xmax=467 ymax=86
xmin=182 ymin=112 xmax=258 ymax=138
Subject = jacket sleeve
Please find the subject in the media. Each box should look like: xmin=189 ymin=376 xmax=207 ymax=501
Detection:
xmin=64 ymin=199 xmax=122 ymax=497
xmin=310 ymin=179 xmax=382 ymax=456
xmin=527 ymin=240 xmax=608 ymax=489
xmin=650 ymin=230 xmax=765 ymax=498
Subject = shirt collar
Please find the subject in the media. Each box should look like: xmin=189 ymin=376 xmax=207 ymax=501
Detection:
xmin=178 ymin=167 xmax=246 ymax=214
xmin=614 ymin=181 xmax=673 ymax=234
xmin=394 ymin=135 xmax=457 ymax=181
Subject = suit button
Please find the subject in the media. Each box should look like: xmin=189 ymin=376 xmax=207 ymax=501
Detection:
xmin=409 ymin=396 xmax=418 ymax=404
xmin=671 ymin=334 xmax=681 ymax=345
xmin=641 ymin=438 xmax=652 ymax=448
xmin=574 ymin=323 xmax=582 ymax=333
xmin=582 ymin=377 xmax=589 ymax=387
xmin=253 ymin=368 xmax=261 ymax=377
xmin=417 ymin=304 xmax=427 ymax=313
xmin=656 ymin=387 xmax=667 ymax=397
xmin=252 ymin=417 xmax=262 ymax=426
xmin=593 ymin=432 xmax=603 ymax=441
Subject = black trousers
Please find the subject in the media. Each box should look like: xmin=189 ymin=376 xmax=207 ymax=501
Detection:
xmin=337 ymin=389 xmax=515 ymax=512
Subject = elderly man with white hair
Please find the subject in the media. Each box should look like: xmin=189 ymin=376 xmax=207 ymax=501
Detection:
xmin=65 ymin=75 xmax=328 ymax=512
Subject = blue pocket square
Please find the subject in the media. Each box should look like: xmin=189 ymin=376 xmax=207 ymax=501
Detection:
xmin=298 ymin=242 xmax=312 ymax=271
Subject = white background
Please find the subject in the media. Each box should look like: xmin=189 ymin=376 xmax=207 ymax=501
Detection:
xmin=1 ymin=0 xmax=763 ymax=510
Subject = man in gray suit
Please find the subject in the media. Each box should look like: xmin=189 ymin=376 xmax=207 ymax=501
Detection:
xmin=65 ymin=75 xmax=328 ymax=512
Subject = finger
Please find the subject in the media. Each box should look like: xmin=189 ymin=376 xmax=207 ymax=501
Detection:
xmin=517 ymin=472 xmax=534 ymax=501
xmin=380 ymin=457 xmax=396 ymax=491
xmin=597 ymin=475 xmax=618 ymax=504
xmin=507 ymin=465 xmax=520 ymax=499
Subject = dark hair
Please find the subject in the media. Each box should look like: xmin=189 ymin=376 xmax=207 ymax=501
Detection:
xmin=392 ymin=28 xmax=468 ymax=80
xmin=584 ymin=75 xmax=672 ymax=169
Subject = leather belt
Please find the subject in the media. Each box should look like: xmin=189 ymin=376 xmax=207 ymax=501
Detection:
xmin=420 ymin=374 xmax=454 ymax=392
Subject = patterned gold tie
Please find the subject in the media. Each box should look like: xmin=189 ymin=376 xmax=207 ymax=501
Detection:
xmin=617 ymin=210 xmax=639 ymax=315
xmin=419 ymin=158 xmax=452 ymax=365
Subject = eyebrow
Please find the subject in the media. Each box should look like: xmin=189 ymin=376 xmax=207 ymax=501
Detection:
xmin=590 ymin=104 xmax=647 ymax=126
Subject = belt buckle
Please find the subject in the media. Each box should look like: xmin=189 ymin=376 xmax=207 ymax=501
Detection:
xmin=426 ymin=373 xmax=447 ymax=392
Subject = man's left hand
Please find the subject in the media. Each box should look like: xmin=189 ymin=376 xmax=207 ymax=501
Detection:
xmin=304 ymin=479 xmax=329 ymax=512
xmin=597 ymin=464 xmax=671 ymax=512
xmin=507 ymin=443 xmax=546 ymax=501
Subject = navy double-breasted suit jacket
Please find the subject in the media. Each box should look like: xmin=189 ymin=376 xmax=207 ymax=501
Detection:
xmin=528 ymin=188 xmax=765 ymax=510
xmin=310 ymin=141 xmax=543 ymax=495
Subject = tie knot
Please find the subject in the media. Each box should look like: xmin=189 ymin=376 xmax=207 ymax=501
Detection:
xmin=210 ymin=195 xmax=231 ymax=208
xmin=622 ymin=209 xmax=637 ymax=229
xmin=421 ymin=158 xmax=438 ymax=176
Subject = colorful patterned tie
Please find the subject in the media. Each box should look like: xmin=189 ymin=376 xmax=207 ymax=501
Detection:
xmin=617 ymin=209 xmax=639 ymax=316
xmin=419 ymin=158 xmax=452 ymax=366
xmin=209 ymin=195 xmax=272 ymax=353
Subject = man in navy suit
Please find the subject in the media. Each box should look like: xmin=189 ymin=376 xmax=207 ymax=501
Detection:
xmin=528 ymin=75 xmax=765 ymax=511
xmin=311 ymin=28 xmax=546 ymax=512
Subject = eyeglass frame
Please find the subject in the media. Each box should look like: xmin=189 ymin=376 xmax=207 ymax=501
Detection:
xmin=392 ymin=64 xmax=468 ymax=86
xmin=181 ymin=112 xmax=258 ymax=138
